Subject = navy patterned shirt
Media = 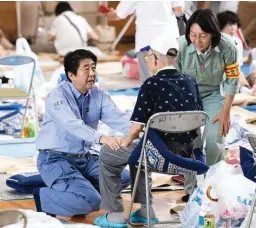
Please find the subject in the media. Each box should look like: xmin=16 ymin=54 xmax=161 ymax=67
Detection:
xmin=130 ymin=68 xmax=203 ymax=144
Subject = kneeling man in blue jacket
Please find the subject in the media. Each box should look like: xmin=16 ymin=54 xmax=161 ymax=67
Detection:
xmin=34 ymin=49 xmax=130 ymax=216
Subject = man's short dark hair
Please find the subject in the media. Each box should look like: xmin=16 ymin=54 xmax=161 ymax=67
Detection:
xmin=55 ymin=2 xmax=73 ymax=16
xmin=217 ymin=10 xmax=241 ymax=30
xmin=185 ymin=9 xmax=221 ymax=48
xmin=64 ymin=49 xmax=97 ymax=82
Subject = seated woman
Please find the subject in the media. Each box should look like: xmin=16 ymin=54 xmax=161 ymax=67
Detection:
xmin=48 ymin=2 xmax=99 ymax=56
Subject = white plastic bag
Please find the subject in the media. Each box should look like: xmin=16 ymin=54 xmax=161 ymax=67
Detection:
xmin=180 ymin=185 xmax=205 ymax=227
xmin=180 ymin=161 xmax=244 ymax=228
xmin=214 ymin=174 xmax=256 ymax=227
xmin=14 ymin=37 xmax=45 ymax=94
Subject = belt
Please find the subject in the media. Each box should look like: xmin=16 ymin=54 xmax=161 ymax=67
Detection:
xmin=40 ymin=150 xmax=90 ymax=159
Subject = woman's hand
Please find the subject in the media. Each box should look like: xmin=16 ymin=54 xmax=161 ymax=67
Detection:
xmin=212 ymin=110 xmax=231 ymax=137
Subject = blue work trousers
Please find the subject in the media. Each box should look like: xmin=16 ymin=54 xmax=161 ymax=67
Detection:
xmin=37 ymin=150 xmax=130 ymax=216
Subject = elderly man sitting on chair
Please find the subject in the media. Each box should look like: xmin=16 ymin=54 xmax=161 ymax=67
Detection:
xmin=94 ymin=33 xmax=203 ymax=227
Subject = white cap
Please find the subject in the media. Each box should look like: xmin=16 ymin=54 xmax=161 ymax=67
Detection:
xmin=140 ymin=33 xmax=179 ymax=56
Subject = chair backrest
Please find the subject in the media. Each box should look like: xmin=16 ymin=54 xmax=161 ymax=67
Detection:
xmin=0 ymin=55 xmax=35 ymax=66
xmin=147 ymin=111 xmax=209 ymax=133
xmin=145 ymin=111 xmax=209 ymax=147
xmin=0 ymin=55 xmax=35 ymax=94
xmin=130 ymin=111 xmax=210 ymax=175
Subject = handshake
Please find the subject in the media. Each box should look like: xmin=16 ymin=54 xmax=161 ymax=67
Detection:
xmin=99 ymin=132 xmax=144 ymax=151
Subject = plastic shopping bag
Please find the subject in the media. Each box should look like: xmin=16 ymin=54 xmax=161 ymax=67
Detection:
xmin=180 ymin=161 xmax=243 ymax=228
xmin=214 ymin=174 xmax=256 ymax=227
xmin=14 ymin=37 xmax=45 ymax=94
xmin=180 ymin=185 xmax=205 ymax=227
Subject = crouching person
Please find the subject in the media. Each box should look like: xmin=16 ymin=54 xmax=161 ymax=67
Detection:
xmin=34 ymin=49 xmax=131 ymax=216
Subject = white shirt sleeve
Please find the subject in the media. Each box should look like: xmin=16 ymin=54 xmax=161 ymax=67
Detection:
xmin=49 ymin=17 xmax=59 ymax=36
xmin=81 ymin=17 xmax=91 ymax=32
xmin=87 ymin=24 xmax=93 ymax=33
xmin=234 ymin=37 xmax=244 ymax=67
xmin=171 ymin=1 xmax=185 ymax=8
xmin=116 ymin=1 xmax=136 ymax=19
xmin=238 ymin=39 xmax=244 ymax=67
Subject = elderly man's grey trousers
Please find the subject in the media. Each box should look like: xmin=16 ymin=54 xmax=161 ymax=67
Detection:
xmin=99 ymin=141 xmax=153 ymax=212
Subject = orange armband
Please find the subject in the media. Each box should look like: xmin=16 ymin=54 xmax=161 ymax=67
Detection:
xmin=225 ymin=62 xmax=240 ymax=78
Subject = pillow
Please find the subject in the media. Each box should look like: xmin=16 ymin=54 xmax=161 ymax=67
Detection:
xmin=6 ymin=172 xmax=46 ymax=194
xmin=240 ymin=146 xmax=256 ymax=182
xmin=128 ymin=129 xmax=209 ymax=175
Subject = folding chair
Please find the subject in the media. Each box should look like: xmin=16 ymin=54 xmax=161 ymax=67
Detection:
xmin=127 ymin=111 xmax=209 ymax=227
xmin=0 ymin=55 xmax=38 ymax=137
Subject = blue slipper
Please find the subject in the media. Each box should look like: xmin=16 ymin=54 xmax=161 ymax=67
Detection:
xmin=94 ymin=213 xmax=128 ymax=228
xmin=130 ymin=210 xmax=159 ymax=223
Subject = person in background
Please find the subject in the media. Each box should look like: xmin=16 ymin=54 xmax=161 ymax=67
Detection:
xmin=247 ymin=48 xmax=256 ymax=91
xmin=0 ymin=28 xmax=14 ymax=57
xmin=217 ymin=10 xmax=255 ymax=95
xmin=237 ymin=1 xmax=256 ymax=49
xmin=176 ymin=9 xmax=239 ymax=202
xmin=94 ymin=33 xmax=203 ymax=228
xmin=0 ymin=28 xmax=14 ymax=50
xmin=34 ymin=49 xmax=130 ymax=217
xmin=48 ymin=2 xmax=99 ymax=56
xmin=104 ymin=1 xmax=185 ymax=84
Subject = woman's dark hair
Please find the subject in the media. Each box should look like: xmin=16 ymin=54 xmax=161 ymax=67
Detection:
xmin=217 ymin=10 xmax=241 ymax=30
xmin=55 ymin=2 xmax=73 ymax=16
xmin=185 ymin=9 xmax=221 ymax=48
xmin=64 ymin=49 xmax=97 ymax=82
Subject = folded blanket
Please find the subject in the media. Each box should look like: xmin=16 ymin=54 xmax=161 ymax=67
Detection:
xmin=233 ymin=93 xmax=256 ymax=106
xmin=231 ymin=106 xmax=256 ymax=133
xmin=0 ymin=156 xmax=37 ymax=175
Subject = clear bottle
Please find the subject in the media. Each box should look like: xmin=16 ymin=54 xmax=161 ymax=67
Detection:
xmin=22 ymin=117 xmax=29 ymax=138
xmin=8 ymin=79 xmax=14 ymax=88
xmin=203 ymin=203 xmax=215 ymax=228
xmin=198 ymin=205 xmax=206 ymax=228
xmin=28 ymin=115 xmax=36 ymax=138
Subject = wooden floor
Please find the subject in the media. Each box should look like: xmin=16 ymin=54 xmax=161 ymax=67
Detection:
xmin=0 ymin=191 xmax=184 ymax=226
xmin=116 ymin=42 xmax=135 ymax=57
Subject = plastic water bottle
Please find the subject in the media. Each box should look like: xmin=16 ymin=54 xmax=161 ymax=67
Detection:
xmin=204 ymin=205 xmax=215 ymax=228
xmin=198 ymin=204 xmax=207 ymax=228
xmin=8 ymin=79 xmax=14 ymax=88
xmin=28 ymin=116 xmax=36 ymax=137
xmin=198 ymin=201 xmax=215 ymax=228
xmin=22 ymin=117 xmax=29 ymax=138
